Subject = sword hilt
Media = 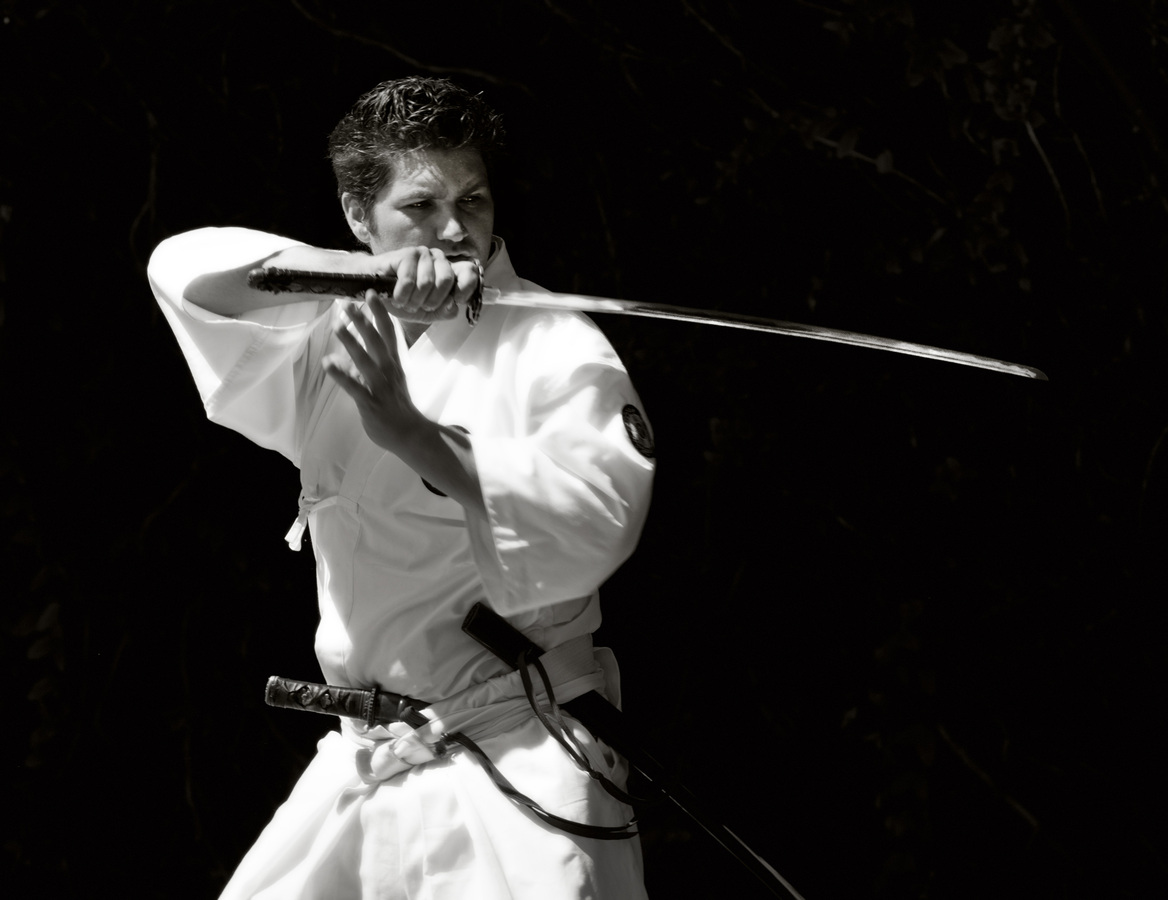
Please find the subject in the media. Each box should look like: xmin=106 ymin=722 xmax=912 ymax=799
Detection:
xmin=246 ymin=266 xmax=485 ymax=325
xmin=264 ymin=676 xmax=428 ymax=727
xmin=247 ymin=268 xmax=397 ymax=299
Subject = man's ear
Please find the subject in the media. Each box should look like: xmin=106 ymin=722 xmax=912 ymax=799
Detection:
xmin=341 ymin=193 xmax=372 ymax=247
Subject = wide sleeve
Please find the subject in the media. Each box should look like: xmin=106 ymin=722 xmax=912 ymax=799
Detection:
xmin=466 ymin=311 xmax=656 ymax=614
xmin=147 ymin=227 xmax=337 ymax=464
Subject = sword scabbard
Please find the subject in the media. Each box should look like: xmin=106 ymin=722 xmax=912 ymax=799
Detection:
xmin=461 ymin=602 xmax=805 ymax=899
xmin=461 ymin=603 xmax=648 ymax=771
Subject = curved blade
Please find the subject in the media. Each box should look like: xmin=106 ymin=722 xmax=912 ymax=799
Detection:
xmin=484 ymin=287 xmax=1048 ymax=381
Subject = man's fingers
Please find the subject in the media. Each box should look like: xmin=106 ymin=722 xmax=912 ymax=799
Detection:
xmin=336 ymin=307 xmax=391 ymax=389
xmin=452 ymin=259 xmax=482 ymax=305
xmin=411 ymin=250 xmax=437 ymax=312
xmin=323 ymin=354 xmax=372 ymax=406
xmin=366 ymin=293 xmax=403 ymax=356
xmin=391 ymin=251 xmax=420 ymax=312
xmin=429 ymin=248 xmax=456 ymax=309
xmin=367 ymin=246 xmax=476 ymax=322
xmin=384 ymin=299 xmax=459 ymax=323
xmin=345 ymin=297 xmax=395 ymax=368
xmin=391 ymin=248 xmax=442 ymax=314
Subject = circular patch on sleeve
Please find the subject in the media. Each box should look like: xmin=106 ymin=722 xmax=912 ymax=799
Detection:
xmin=622 ymin=405 xmax=656 ymax=459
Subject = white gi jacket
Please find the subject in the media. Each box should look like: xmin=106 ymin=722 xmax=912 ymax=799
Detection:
xmin=149 ymin=228 xmax=655 ymax=900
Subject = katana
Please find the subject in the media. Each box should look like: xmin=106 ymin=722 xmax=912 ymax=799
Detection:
xmin=247 ymin=267 xmax=1048 ymax=380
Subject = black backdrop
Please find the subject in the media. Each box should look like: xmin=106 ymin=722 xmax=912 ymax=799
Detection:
xmin=3 ymin=2 xmax=1166 ymax=898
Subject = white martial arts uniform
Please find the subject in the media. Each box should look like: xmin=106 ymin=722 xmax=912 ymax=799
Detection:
xmin=148 ymin=228 xmax=655 ymax=900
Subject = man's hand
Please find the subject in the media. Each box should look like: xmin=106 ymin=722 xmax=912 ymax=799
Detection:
xmin=353 ymin=246 xmax=481 ymax=324
xmin=323 ymin=296 xmax=487 ymax=516
xmin=324 ymin=299 xmax=422 ymax=454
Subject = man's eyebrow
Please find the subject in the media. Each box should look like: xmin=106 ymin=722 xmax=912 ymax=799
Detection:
xmin=395 ymin=181 xmax=489 ymax=203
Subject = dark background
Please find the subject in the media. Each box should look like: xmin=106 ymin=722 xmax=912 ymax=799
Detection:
xmin=3 ymin=1 xmax=1166 ymax=898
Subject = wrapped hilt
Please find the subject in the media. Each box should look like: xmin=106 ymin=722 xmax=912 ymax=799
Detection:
xmin=246 ymin=268 xmax=394 ymax=300
xmin=246 ymin=264 xmax=486 ymax=325
xmin=264 ymin=676 xmax=427 ymax=728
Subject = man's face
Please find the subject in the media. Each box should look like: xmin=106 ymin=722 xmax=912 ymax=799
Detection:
xmin=354 ymin=146 xmax=494 ymax=264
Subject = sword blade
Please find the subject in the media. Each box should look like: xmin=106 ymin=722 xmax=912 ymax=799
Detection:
xmin=246 ymin=268 xmax=1047 ymax=380
xmin=484 ymin=287 xmax=1048 ymax=381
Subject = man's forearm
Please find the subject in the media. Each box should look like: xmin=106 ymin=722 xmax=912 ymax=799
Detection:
xmin=394 ymin=419 xmax=488 ymax=520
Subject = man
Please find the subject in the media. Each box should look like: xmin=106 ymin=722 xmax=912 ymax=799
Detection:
xmin=148 ymin=77 xmax=655 ymax=899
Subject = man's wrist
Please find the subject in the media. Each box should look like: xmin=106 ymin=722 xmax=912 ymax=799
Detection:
xmin=387 ymin=408 xmax=436 ymax=461
xmin=392 ymin=417 xmax=485 ymax=517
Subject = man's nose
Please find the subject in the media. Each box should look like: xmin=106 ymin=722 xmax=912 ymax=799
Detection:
xmin=438 ymin=210 xmax=468 ymax=243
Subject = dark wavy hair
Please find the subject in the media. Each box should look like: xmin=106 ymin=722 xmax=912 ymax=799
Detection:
xmin=328 ymin=77 xmax=505 ymax=208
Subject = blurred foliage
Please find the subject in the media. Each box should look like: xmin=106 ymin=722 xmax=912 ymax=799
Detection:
xmin=2 ymin=1 xmax=1167 ymax=898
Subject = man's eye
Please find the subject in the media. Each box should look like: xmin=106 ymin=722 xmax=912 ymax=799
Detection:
xmin=406 ymin=201 xmax=430 ymax=210
xmin=461 ymin=195 xmax=481 ymax=205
